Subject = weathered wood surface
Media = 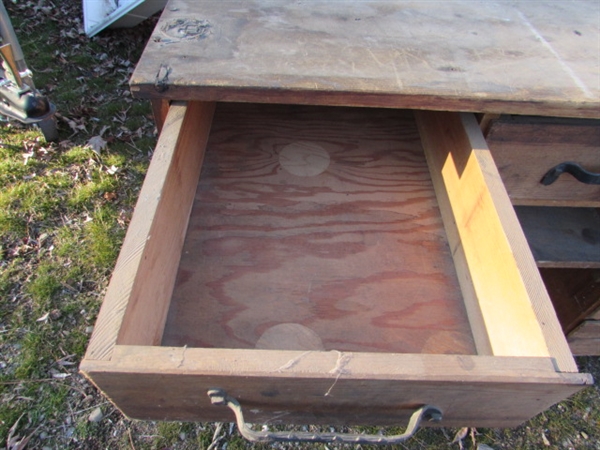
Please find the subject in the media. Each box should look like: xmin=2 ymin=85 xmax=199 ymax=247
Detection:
xmin=486 ymin=116 xmax=600 ymax=207
xmin=130 ymin=1 xmax=600 ymax=118
xmin=516 ymin=207 xmax=600 ymax=269
xmin=82 ymin=345 xmax=592 ymax=427
xmin=415 ymin=111 xmax=577 ymax=372
xmin=83 ymin=101 xmax=215 ymax=361
xmin=568 ymin=320 xmax=600 ymax=355
xmin=162 ymin=103 xmax=475 ymax=355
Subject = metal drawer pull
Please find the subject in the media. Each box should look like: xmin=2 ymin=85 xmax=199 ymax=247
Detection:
xmin=540 ymin=162 xmax=600 ymax=186
xmin=207 ymin=389 xmax=442 ymax=444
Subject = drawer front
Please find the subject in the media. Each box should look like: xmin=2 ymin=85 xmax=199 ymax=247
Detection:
xmin=486 ymin=116 xmax=600 ymax=207
xmin=83 ymin=346 xmax=590 ymax=428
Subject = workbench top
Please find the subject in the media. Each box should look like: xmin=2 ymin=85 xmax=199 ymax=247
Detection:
xmin=130 ymin=0 xmax=599 ymax=118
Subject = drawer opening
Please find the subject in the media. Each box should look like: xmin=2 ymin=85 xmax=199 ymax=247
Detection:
xmin=105 ymin=102 xmax=571 ymax=364
xmin=159 ymin=103 xmax=476 ymax=355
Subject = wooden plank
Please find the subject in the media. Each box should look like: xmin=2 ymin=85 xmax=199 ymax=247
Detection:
xmin=486 ymin=116 xmax=600 ymax=207
xmin=162 ymin=103 xmax=475 ymax=355
xmin=516 ymin=207 xmax=600 ymax=268
xmin=83 ymin=101 xmax=215 ymax=361
xmin=568 ymin=320 xmax=600 ymax=356
xmin=151 ymin=99 xmax=170 ymax=134
xmin=415 ymin=111 xmax=577 ymax=372
xmin=130 ymin=1 xmax=600 ymax=118
xmin=81 ymin=345 xmax=592 ymax=427
xmin=478 ymin=113 xmax=500 ymax=137
xmin=540 ymin=269 xmax=600 ymax=334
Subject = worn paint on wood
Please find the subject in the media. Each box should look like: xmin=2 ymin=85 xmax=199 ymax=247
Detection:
xmin=130 ymin=1 xmax=600 ymax=118
xmin=162 ymin=103 xmax=475 ymax=355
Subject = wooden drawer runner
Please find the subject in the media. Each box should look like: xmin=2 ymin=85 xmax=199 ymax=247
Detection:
xmin=81 ymin=102 xmax=591 ymax=428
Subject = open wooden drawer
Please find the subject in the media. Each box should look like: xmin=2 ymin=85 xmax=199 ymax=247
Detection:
xmin=80 ymin=101 xmax=592 ymax=432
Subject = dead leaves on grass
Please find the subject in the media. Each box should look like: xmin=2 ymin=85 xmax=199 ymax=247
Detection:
xmin=86 ymin=135 xmax=107 ymax=155
xmin=21 ymin=137 xmax=55 ymax=166
xmin=451 ymin=427 xmax=497 ymax=450
xmin=6 ymin=414 xmax=38 ymax=450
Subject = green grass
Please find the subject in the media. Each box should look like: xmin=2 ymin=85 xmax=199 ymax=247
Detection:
xmin=0 ymin=1 xmax=155 ymax=444
xmin=0 ymin=1 xmax=599 ymax=449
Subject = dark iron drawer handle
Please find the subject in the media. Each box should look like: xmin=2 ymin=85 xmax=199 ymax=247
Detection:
xmin=207 ymin=388 xmax=442 ymax=445
xmin=540 ymin=162 xmax=600 ymax=186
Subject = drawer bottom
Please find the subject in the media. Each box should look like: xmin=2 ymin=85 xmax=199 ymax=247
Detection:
xmin=162 ymin=104 xmax=475 ymax=355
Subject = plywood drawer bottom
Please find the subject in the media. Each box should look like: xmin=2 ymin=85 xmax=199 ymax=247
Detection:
xmin=163 ymin=103 xmax=474 ymax=356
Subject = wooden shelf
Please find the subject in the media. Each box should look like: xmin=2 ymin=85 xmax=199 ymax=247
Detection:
xmin=516 ymin=206 xmax=600 ymax=268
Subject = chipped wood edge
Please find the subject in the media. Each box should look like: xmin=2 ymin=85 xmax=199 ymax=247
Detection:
xmin=91 ymin=345 xmax=589 ymax=382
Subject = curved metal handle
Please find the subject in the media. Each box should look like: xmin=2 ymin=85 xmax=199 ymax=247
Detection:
xmin=540 ymin=162 xmax=600 ymax=186
xmin=207 ymin=388 xmax=442 ymax=445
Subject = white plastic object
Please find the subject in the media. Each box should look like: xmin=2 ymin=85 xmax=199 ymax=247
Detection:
xmin=83 ymin=0 xmax=167 ymax=37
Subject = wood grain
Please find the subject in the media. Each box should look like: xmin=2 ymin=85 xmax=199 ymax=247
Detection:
xmin=130 ymin=1 xmax=600 ymax=118
xmin=83 ymin=101 xmax=215 ymax=361
xmin=568 ymin=320 xmax=600 ymax=355
xmin=82 ymin=345 xmax=592 ymax=427
xmin=415 ymin=111 xmax=578 ymax=372
xmin=162 ymin=103 xmax=475 ymax=355
xmin=151 ymin=99 xmax=170 ymax=134
xmin=516 ymin=207 xmax=600 ymax=268
xmin=486 ymin=116 xmax=600 ymax=207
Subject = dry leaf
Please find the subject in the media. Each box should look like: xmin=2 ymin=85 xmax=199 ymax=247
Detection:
xmin=6 ymin=413 xmax=36 ymax=450
xmin=86 ymin=135 xmax=107 ymax=155
xmin=51 ymin=372 xmax=70 ymax=379
xmin=22 ymin=150 xmax=34 ymax=165
xmin=106 ymin=165 xmax=119 ymax=175
xmin=452 ymin=427 xmax=469 ymax=450
xmin=542 ymin=431 xmax=551 ymax=446
xmin=103 ymin=192 xmax=117 ymax=201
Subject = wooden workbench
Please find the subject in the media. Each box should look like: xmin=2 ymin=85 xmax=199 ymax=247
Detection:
xmin=82 ymin=0 xmax=599 ymax=440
